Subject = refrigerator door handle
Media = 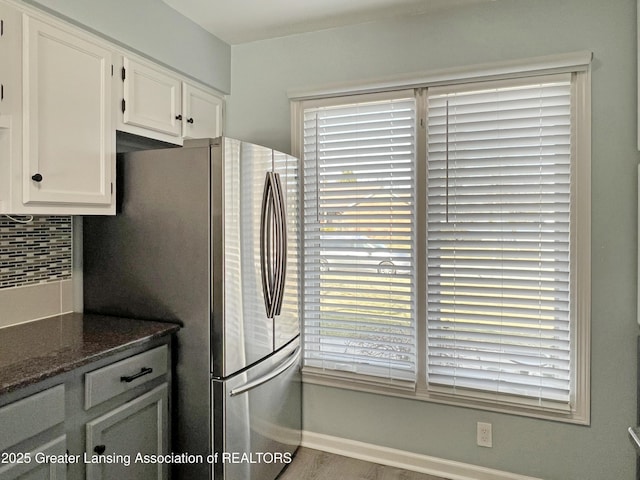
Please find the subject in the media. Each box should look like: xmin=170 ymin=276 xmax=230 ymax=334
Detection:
xmin=229 ymin=346 xmax=301 ymax=397
xmin=273 ymin=172 xmax=288 ymax=316
xmin=260 ymin=172 xmax=277 ymax=318
xmin=261 ymin=171 xmax=288 ymax=319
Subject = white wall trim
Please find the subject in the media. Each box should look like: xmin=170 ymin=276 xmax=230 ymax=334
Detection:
xmin=301 ymin=431 xmax=543 ymax=480
xmin=288 ymin=50 xmax=592 ymax=100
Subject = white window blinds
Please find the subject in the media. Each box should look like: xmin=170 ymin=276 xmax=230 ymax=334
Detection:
xmin=425 ymin=75 xmax=573 ymax=407
xmin=302 ymin=93 xmax=417 ymax=385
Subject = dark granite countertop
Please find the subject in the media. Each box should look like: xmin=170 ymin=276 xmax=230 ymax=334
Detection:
xmin=0 ymin=312 xmax=180 ymax=396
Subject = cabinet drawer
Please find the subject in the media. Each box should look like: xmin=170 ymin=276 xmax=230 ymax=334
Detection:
xmin=85 ymin=346 xmax=167 ymax=410
xmin=0 ymin=385 xmax=65 ymax=452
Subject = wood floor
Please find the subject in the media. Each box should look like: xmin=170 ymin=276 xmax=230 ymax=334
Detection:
xmin=277 ymin=447 xmax=449 ymax=480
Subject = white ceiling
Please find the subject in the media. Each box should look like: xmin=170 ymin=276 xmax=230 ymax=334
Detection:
xmin=162 ymin=0 xmax=496 ymax=45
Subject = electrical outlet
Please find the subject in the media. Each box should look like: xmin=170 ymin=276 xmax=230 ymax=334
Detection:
xmin=477 ymin=422 xmax=492 ymax=447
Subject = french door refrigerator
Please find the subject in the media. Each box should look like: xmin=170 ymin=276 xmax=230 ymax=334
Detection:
xmin=83 ymin=137 xmax=301 ymax=480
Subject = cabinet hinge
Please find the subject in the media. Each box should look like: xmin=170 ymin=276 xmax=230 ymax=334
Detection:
xmin=111 ymin=65 xmax=114 ymax=77
xmin=121 ymin=99 xmax=126 ymax=113
xmin=121 ymin=67 xmax=126 ymax=81
xmin=110 ymin=182 xmax=113 ymax=195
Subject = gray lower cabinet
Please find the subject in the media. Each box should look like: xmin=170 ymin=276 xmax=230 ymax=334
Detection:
xmin=85 ymin=384 xmax=168 ymax=480
xmin=0 ymin=436 xmax=67 ymax=480
xmin=0 ymin=342 xmax=171 ymax=480
xmin=0 ymin=385 xmax=66 ymax=480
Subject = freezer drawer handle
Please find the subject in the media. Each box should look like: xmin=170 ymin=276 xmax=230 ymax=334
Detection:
xmin=229 ymin=347 xmax=300 ymax=397
xmin=120 ymin=367 xmax=153 ymax=383
xmin=629 ymin=427 xmax=640 ymax=454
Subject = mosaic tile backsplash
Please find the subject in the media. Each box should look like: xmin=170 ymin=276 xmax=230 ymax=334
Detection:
xmin=0 ymin=216 xmax=72 ymax=289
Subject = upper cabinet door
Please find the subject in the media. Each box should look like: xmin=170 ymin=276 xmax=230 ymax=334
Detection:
xmin=23 ymin=15 xmax=113 ymax=207
xmin=122 ymin=57 xmax=181 ymax=137
xmin=182 ymin=82 xmax=223 ymax=139
xmin=0 ymin=3 xmax=21 ymax=118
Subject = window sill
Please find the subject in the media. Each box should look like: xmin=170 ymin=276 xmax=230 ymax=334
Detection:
xmin=302 ymin=369 xmax=590 ymax=425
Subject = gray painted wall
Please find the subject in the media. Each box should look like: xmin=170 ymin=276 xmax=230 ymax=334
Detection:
xmin=227 ymin=0 xmax=639 ymax=478
xmin=21 ymin=0 xmax=231 ymax=93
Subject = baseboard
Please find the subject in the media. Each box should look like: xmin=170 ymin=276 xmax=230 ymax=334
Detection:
xmin=301 ymin=431 xmax=543 ymax=480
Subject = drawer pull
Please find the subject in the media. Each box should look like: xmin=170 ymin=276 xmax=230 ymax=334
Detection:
xmin=120 ymin=367 xmax=153 ymax=383
xmin=94 ymin=445 xmax=106 ymax=454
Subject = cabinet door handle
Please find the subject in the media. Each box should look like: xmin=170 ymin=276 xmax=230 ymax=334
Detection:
xmin=187 ymin=117 xmax=194 ymax=124
xmin=120 ymin=367 xmax=153 ymax=383
xmin=94 ymin=445 xmax=106 ymax=455
xmin=31 ymin=173 xmax=43 ymax=182
xmin=176 ymin=114 xmax=182 ymax=120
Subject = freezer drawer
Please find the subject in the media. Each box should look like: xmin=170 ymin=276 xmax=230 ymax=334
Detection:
xmin=211 ymin=337 xmax=301 ymax=480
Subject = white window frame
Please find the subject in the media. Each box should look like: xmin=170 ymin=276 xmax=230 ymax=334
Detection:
xmin=291 ymin=52 xmax=591 ymax=424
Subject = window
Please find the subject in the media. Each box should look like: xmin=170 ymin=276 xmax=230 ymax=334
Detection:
xmin=295 ymin=61 xmax=590 ymax=422
xmin=301 ymin=91 xmax=418 ymax=387
xmin=426 ymin=75 xmax=575 ymax=409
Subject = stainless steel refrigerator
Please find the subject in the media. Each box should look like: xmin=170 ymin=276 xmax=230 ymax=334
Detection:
xmin=83 ymin=137 xmax=301 ymax=480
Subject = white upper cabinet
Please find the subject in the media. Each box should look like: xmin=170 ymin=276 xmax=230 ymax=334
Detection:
xmin=0 ymin=3 xmax=115 ymax=215
xmin=121 ymin=57 xmax=182 ymax=138
xmin=182 ymin=82 xmax=223 ymax=139
xmin=23 ymin=16 xmax=113 ymax=209
xmin=0 ymin=0 xmax=224 ymax=215
xmin=117 ymin=55 xmax=224 ymax=144
xmin=0 ymin=2 xmax=21 ymax=118
xmin=0 ymin=1 xmax=23 ymax=214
